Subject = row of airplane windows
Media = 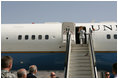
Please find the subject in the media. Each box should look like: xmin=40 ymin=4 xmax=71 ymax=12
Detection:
xmin=16 ymin=34 xmax=116 ymax=40
xmin=18 ymin=35 xmax=49 ymax=40
xmin=107 ymin=34 xmax=117 ymax=39
xmin=5 ymin=34 xmax=117 ymax=40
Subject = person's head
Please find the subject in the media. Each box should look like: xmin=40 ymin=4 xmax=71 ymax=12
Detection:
xmin=79 ymin=26 xmax=83 ymax=30
xmin=1 ymin=56 xmax=13 ymax=71
xmin=50 ymin=72 xmax=56 ymax=78
xmin=17 ymin=68 xmax=27 ymax=78
xmin=29 ymin=65 xmax=37 ymax=74
xmin=105 ymin=72 xmax=110 ymax=78
xmin=112 ymin=63 xmax=117 ymax=75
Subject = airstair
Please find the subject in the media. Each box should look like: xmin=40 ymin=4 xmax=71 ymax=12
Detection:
xmin=64 ymin=28 xmax=98 ymax=78
xmin=68 ymin=44 xmax=92 ymax=78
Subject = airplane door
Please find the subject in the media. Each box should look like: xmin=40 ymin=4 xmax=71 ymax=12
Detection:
xmin=62 ymin=22 xmax=75 ymax=44
xmin=76 ymin=27 xmax=86 ymax=44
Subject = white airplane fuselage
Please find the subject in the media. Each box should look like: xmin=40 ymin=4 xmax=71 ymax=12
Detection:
xmin=1 ymin=22 xmax=117 ymax=53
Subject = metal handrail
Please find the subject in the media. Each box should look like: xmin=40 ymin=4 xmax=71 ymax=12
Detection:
xmin=64 ymin=28 xmax=71 ymax=78
xmin=88 ymin=28 xmax=98 ymax=78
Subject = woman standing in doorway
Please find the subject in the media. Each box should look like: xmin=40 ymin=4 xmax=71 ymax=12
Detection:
xmin=78 ymin=26 xmax=85 ymax=46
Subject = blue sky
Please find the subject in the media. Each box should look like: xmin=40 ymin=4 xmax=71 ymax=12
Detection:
xmin=1 ymin=1 xmax=117 ymax=24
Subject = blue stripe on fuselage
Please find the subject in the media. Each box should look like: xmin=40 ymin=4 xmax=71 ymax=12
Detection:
xmin=1 ymin=52 xmax=117 ymax=72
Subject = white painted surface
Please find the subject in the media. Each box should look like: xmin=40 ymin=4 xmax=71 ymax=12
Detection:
xmin=1 ymin=22 xmax=117 ymax=52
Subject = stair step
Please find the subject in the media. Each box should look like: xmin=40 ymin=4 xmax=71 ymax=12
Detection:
xmin=70 ymin=62 xmax=90 ymax=65
xmin=69 ymin=75 xmax=92 ymax=78
xmin=70 ymin=62 xmax=91 ymax=65
xmin=70 ymin=53 xmax=89 ymax=57
xmin=70 ymin=55 xmax=89 ymax=58
xmin=71 ymin=47 xmax=88 ymax=50
xmin=69 ymin=65 xmax=91 ymax=69
xmin=69 ymin=70 xmax=92 ymax=75
xmin=72 ymin=44 xmax=88 ymax=47
xmin=69 ymin=65 xmax=91 ymax=70
xmin=71 ymin=50 xmax=89 ymax=52
xmin=70 ymin=59 xmax=90 ymax=62
xmin=69 ymin=63 xmax=91 ymax=67
xmin=71 ymin=50 xmax=89 ymax=53
xmin=70 ymin=56 xmax=90 ymax=60
xmin=69 ymin=64 xmax=91 ymax=68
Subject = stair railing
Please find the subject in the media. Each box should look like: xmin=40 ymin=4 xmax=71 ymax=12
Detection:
xmin=88 ymin=28 xmax=98 ymax=78
xmin=64 ymin=28 xmax=72 ymax=78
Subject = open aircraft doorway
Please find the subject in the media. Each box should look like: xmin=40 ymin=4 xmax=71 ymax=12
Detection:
xmin=75 ymin=26 xmax=87 ymax=44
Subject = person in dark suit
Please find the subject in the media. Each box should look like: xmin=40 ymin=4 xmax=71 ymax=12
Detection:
xmin=112 ymin=63 xmax=117 ymax=78
xmin=17 ymin=68 xmax=27 ymax=78
xmin=27 ymin=65 xmax=37 ymax=78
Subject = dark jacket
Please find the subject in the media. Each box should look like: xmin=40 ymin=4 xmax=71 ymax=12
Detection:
xmin=27 ymin=73 xmax=37 ymax=78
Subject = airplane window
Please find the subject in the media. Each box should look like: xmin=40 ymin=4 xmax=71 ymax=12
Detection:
xmin=45 ymin=35 xmax=49 ymax=40
xmin=107 ymin=34 xmax=111 ymax=39
xmin=32 ymin=35 xmax=35 ymax=40
xmin=114 ymin=34 xmax=117 ymax=39
xmin=25 ymin=35 xmax=29 ymax=40
xmin=18 ymin=35 xmax=22 ymax=40
xmin=38 ymin=35 xmax=42 ymax=40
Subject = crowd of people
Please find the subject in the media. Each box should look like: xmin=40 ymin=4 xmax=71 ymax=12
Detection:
xmin=1 ymin=56 xmax=117 ymax=78
xmin=1 ymin=56 xmax=58 ymax=78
